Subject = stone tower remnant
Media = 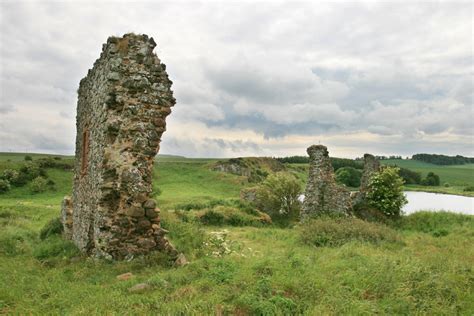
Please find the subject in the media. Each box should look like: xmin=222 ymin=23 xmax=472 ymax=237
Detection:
xmin=301 ymin=145 xmax=351 ymax=219
xmin=353 ymin=153 xmax=381 ymax=206
xmin=60 ymin=33 xmax=178 ymax=260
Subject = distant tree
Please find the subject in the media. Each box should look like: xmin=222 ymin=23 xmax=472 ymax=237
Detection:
xmin=30 ymin=176 xmax=48 ymax=193
xmin=366 ymin=166 xmax=407 ymax=218
xmin=24 ymin=155 xmax=33 ymax=161
xmin=397 ymin=167 xmax=422 ymax=184
xmin=412 ymin=153 xmax=474 ymax=165
xmin=335 ymin=167 xmax=362 ymax=187
xmin=421 ymin=172 xmax=440 ymax=186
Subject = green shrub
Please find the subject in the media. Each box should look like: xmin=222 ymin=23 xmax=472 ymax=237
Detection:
xmin=444 ymin=182 xmax=450 ymax=187
xmin=335 ymin=167 xmax=362 ymax=187
xmin=1 ymin=169 xmax=20 ymax=185
xmin=0 ymin=179 xmax=11 ymax=193
xmin=463 ymin=186 xmax=474 ymax=192
xmin=30 ymin=176 xmax=48 ymax=193
xmin=197 ymin=206 xmax=271 ymax=227
xmin=33 ymin=237 xmax=80 ymax=260
xmin=19 ymin=162 xmax=43 ymax=181
xmin=366 ymin=166 xmax=407 ymax=218
xmin=39 ymin=217 xmax=63 ymax=240
xmin=420 ymin=172 xmax=440 ymax=186
xmin=300 ymin=217 xmax=401 ymax=247
xmin=24 ymin=155 xmax=32 ymax=161
xmin=254 ymin=172 xmax=302 ymax=223
xmin=200 ymin=209 xmax=225 ymax=225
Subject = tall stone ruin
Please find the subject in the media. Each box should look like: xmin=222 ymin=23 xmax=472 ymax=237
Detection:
xmin=352 ymin=153 xmax=381 ymax=206
xmin=301 ymin=145 xmax=352 ymax=219
xmin=61 ymin=33 xmax=178 ymax=260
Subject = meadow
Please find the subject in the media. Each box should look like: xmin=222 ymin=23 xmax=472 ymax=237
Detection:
xmin=0 ymin=153 xmax=473 ymax=314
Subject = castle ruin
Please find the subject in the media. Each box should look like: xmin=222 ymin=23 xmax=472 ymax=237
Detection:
xmin=61 ymin=33 xmax=178 ymax=260
xmin=352 ymin=153 xmax=381 ymax=207
xmin=301 ymin=145 xmax=352 ymax=219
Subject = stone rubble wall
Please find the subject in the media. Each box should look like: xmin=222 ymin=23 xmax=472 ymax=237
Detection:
xmin=61 ymin=33 xmax=178 ymax=260
xmin=301 ymin=145 xmax=351 ymax=219
xmin=352 ymin=153 xmax=381 ymax=206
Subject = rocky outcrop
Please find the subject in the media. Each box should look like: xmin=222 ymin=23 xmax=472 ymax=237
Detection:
xmin=61 ymin=33 xmax=179 ymax=260
xmin=212 ymin=157 xmax=285 ymax=183
xmin=301 ymin=145 xmax=351 ymax=219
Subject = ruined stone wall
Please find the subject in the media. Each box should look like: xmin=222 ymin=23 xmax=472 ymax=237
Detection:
xmin=352 ymin=154 xmax=381 ymax=206
xmin=61 ymin=33 xmax=177 ymax=260
xmin=301 ymin=145 xmax=351 ymax=219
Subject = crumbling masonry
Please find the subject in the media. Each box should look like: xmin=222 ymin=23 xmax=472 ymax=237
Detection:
xmin=61 ymin=33 xmax=178 ymax=260
xmin=301 ymin=145 xmax=352 ymax=219
xmin=352 ymin=153 xmax=381 ymax=206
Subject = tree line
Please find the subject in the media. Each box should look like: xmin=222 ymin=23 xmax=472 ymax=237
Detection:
xmin=412 ymin=153 xmax=474 ymax=165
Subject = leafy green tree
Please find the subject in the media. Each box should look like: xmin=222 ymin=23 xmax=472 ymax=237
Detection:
xmin=366 ymin=166 xmax=407 ymax=217
xmin=420 ymin=172 xmax=440 ymax=186
xmin=254 ymin=172 xmax=302 ymax=221
xmin=335 ymin=167 xmax=362 ymax=187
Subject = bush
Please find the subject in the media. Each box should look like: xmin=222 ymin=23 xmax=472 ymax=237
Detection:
xmin=254 ymin=172 xmax=302 ymax=222
xmin=197 ymin=206 xmax=271 ymax=227
xmin=463 ymin=186 xmax=474 ymax=192
xmin=30 ymin=176 xmax=48 ymax=193
xmin=397 ymin=167 xmax=422 ymax=184
xmin=420 ymin=172 xmax=440 ymax=186
xmin=1 ymin=169 xmax=20 ymax=185
xmin=33 ymin=237 xmax=79 ymax=260
xmin=39 ymin=217 xmax=63 ymax=240
xmin=19 ymin=162 xmax=43 ymax=181
xmin=444 ymin=182 xmax=450 ymax=187
xmin=335 ymin=167 xmax=362 ymax=187
xmin=24 ymin=155 xmax=33 ymax=161
xmin=366 ymin=166 xmax=407 ymax=218
xmin=300 ymin=217 xmax=401 ymax=247
xmin=0 ymin=179 xmax=11 ymax=193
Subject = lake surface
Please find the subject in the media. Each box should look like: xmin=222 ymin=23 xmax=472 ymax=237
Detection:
xmin=299 ymin=192 xmax=474 ymax=215
xmin=403 ymin=191 xmax=474 ymax=215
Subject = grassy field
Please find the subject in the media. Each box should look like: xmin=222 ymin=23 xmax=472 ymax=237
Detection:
xmin=382 ymin=159 xmax=474 ymax=196
xmin=1 ymin=153 xmax=474 ymax=314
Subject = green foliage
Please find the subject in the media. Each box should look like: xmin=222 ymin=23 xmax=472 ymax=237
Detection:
xmin=32 ymin=236 xmax=79 ymax=260
xmin=397 ymin=167 xmax=422 ymax=184
xmin=39 ymin=217 xmax=63 ymax=240
xmin=463 ymin=186 xmax=474 ymax=192
xmin=444 ymin=182 xmax=450 ymax=187
xmin=394 ymin=211 xmax=474 ymax=237
xmin=335 ymin=167 xmax=362 ymax=187
xmin=254 ymin=172 xmax=302 ymax=224
xmin=30 ymin=176 xmax=49 ymax=193
xmin=412 ymin=153 xmax=474 ymax=165
xmin=0 ymin=179 xmax=11 ymax=193
xmin=366 ymin=166 xmax=407 ymax=217
xmin=300 ymin=217 xmax=402 ymax=247
xmin=420 ymin=172 xmax=440 ymax=186
xmin=24 ymin=155 xmax=32 ymax=161
xmin=197 ymin=206 xmax=271 ymax=227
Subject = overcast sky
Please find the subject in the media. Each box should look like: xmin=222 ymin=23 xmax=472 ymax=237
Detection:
xmin=0 ymin=1 xmax=472 ymax=158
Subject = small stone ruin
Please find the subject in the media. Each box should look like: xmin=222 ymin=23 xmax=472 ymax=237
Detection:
xmin=301 ymin=145 xmax=352 ymax=219
xmin=352 ymin=153 xmax=381 ymax=206
xmin=61 ymin=33 xmax=178 ymax=260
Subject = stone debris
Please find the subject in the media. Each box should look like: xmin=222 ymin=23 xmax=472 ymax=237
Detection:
xmin=174 ymin=253 xmax=189 ymax=266
xmin=128 ymin=283 xmax=151 ymax=293
xmin=60 ymin=33 xmax=178 ymax=260
xmin=116 ymin=272 xmax=134 ymax=281
xmin=301 ymin=145 xmax=352 ymax=219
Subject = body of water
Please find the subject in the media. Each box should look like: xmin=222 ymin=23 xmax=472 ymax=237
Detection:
xmin=299 ymin=192 xmax=474 ymax=215
xmin=403 ymin=191 xmax=474 ymax=215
